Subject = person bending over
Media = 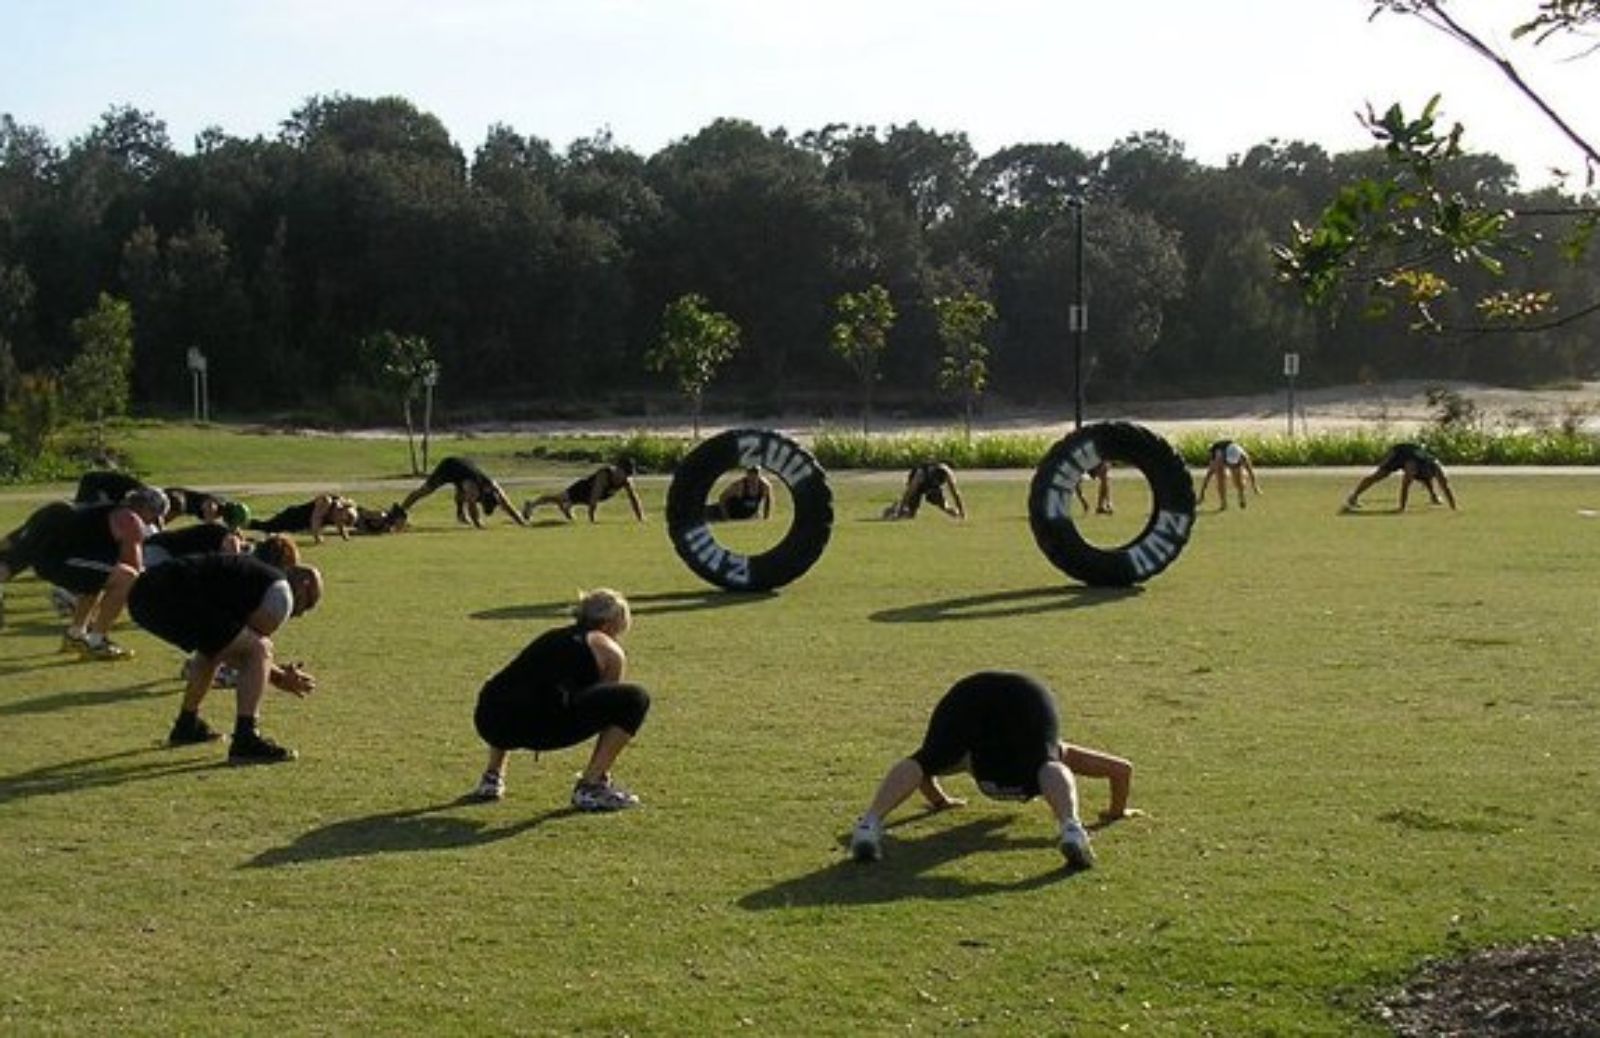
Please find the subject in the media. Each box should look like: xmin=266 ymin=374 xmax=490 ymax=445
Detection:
xmin=468 ymin=588 xmax=650 ymax=811
xmin=131 ymin=553 xmax=323 ymax=763
xmin=848 ymin=670 xmax=1137 ymax=869
xmin=1197 ymin=440 xmax=1261 ymax=511
xmin=28 ymin=488 xmax=169 ymax=659
xmin=74 ymin=469 xmax=149 ymax=506
xmin=884 ymin=462 xmax=966 ymax=520
xmin=399 ymin=456 xmax=525 ymax=529
xmin=523 ymin=460 xmax=645 ymax=524
xmin=1343 ymin=442 xmax=1456 ymax=512
xmin=706 ymin=466 xmax=773 ymax=522
xmin=248 ymin=494 xmax=358 ymax=544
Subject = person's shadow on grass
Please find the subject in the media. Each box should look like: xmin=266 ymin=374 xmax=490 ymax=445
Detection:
xmin=471 ymin=588 xmax=776 ymax=622
xmin=0 ymin=677 xmax=170 ymax=716
xmin=243 ymin=801 xmax=580 ymax=868
xmin=0 ymin=741 xmax=222 ymax=806
xmin=737 ymin=815 xmax=1075 ymax=910
xmin=869 ymin=585 xmax=1141 ymax=624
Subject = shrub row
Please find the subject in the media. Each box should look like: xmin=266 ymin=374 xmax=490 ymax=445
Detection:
xmin=532 ymin=428 xmax=1600 ymax=472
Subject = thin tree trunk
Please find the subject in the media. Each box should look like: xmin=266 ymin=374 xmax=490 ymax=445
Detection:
xmin=403 ymin=397 xmax=418 ymax=474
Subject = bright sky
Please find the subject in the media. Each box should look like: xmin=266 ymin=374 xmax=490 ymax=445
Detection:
xmin=2 ymin=0 xmax=1592 ymax=189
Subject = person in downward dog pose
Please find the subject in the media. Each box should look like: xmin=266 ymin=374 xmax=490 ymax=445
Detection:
xmin=848 ymin=671 xmax=1137 ymax=869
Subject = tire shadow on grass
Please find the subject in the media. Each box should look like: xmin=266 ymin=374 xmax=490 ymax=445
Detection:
xmin=738 ymin=816 xmax=1076 ymax=909
xmin=243 ymin=801 xmax=581 ymax=868
xmin=869 ymin=585 xmax=1141 ymax=624
xmin=471 ymin=588 xmax=777 ymax=622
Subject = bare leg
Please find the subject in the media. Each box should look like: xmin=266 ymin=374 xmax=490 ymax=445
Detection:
xmin=1231 ymin=467 xmax=1246 ymax=509
xmin=88 ymin=564 xmax=137 ymax=638
xmin=579 ymin=727 xmax=634 ymax=784
xmin=482 ymin=746 xmax=510 ymax=778
xmin=1036 ymin=761 xmax=1083 ymax=829
xmin=1345 ymin=471 xmax=1387 ymax=508
xmin=861 ymin=757 xmax=926 ymax=824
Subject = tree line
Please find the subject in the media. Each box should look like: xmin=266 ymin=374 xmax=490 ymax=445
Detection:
xmin=2 ymin=96 xmax=1597 ymax=431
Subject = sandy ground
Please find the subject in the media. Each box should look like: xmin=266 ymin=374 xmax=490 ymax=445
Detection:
xmin=439 ymin=379 xmax=1600 ymax=442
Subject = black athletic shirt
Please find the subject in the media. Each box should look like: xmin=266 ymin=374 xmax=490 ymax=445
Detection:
xmin=483 ymin=624 xmax=600 ymax=699
xmin=74 ymin=471 xmax=145 ymax=505
xmin=565 ymin=468 xmax=623 ymax=505
xmin=1209 ymin=440 xmax=1234 ymax=459
xmin=250 ymin=501 xmax=316 ymax=534
xmin=138 ymin=552 xmax=286 ymax=618
xmin=36 ymin=503 xmax=120 ymax=558
xmin=166 ymin=486 xmax=224 ymax=519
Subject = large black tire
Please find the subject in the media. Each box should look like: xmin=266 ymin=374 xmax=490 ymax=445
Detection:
xmin=1028 ymin=421 xmax=1196 ymax=587
xmin=667 ymin=429 xmax=833 ymax=591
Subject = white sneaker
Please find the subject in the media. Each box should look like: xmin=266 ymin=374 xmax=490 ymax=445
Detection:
xmin=571 ymin=776 xmax=639 ymax=812
xmin=1060 ymin=821 xmax=1096 ymax=869
xmin=469 ymin=770 xmax=505 ymax=802
xmin=849 ymin=816 xmax=883 ymax=862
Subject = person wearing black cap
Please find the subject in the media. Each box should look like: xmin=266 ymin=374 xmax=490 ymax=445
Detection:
xmin=132 ymin=553 xmax=324 ymax=763
xmin=467 ymin=588 xmax=650 ymax=809
xmin=399 ymin=456 xmax=525 ymax=529
xmin=846 ymin=671 xmax=1137 ymax=869
xmin=522 ymin=460 xmax=645 ymax=523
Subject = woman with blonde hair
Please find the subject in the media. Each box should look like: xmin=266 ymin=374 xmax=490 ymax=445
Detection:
xmin=468 ymin=588 xmax=651 ymax=810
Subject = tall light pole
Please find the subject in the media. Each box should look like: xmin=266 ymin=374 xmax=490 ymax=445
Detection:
xmin=1068 ymin=195 xmax=1087 ymax=429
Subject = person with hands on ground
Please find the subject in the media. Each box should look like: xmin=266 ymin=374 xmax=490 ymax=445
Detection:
xmin=848 ymin=671 xmax=1137 ymax=869
xmin=884 ymin=461 xmax=966 ymax=520
xmin=707 ymin=466 xmax=773 ymax=521
xmin=399 ymin=456 xmax=525 ymax=529
xmin=522 ymin=460 xmax=646 ymax=524
xmin=1343 ymin=442 xmax=1457 ymax=512
xmin=131 ymin=552 xmax=324 ymax=764
xmin=1197 ymin=439 xmax=1262 ymax=510
xmin=468 ymin=588 xmax=650 ymax=811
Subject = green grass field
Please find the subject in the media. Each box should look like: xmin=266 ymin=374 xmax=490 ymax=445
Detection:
xmin=2 ymin=451 xmax=1598 ymax=1035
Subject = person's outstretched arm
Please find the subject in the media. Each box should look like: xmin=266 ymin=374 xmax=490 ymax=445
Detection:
xmin=1063 ymin=744 xmax=1135 ymax=821
xmin=623 ymin=480 xmax=645 ymax=522
xmin=1437 ymin=472 xmax=1457 ymax=510
xmin=945 ymin=477 xmax=966 ymax=519
xmin=496 ymin=485 xmax=528 ymax=526
xmin=309 ymin=496 xmax=331 ymax=544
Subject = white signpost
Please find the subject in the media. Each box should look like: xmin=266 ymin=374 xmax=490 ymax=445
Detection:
xmin=186 ymin=348 xmax=209 ymax=423
xmin=1283 ymin=352 xmax=1300 ymax=437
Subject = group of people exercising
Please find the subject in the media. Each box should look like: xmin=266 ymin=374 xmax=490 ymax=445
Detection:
xmin=1 ymin=434 xmax=1457 ymax=863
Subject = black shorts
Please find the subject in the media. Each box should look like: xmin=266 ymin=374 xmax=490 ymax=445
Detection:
xmin=34 ymin=545 xmax=121 ymax=595
xmin=128 ymin=569 xmax=245 ymax=656
xmin=910 ymin=672 xmax=1061 ymax=800
xmin=474 ymin=680 xmax=650 ymax=751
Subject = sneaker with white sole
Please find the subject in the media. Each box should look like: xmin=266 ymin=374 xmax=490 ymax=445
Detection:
xmin=849 ymin=816 xmax=884 ymax=862
xmin=60 ymin=629 xmax=91 ymax=654
xmin=83 ymin=637 xmax=133 ymax=661
xmin=1060 ymin=821 xmax=1096 ymax=869
xmin=571 ymin=776 xmax=639 ymax=812
xmin=468 ymin=770 xmax=505 ymax=802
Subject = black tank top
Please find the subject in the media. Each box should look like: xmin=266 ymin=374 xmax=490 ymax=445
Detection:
xmin=486 ymin=624 xmax=600 ymax=695
xmin=44 ymin=503 xmax=120 ymax=556
xmin=146 ymin=552 xmax=285 ymax=618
